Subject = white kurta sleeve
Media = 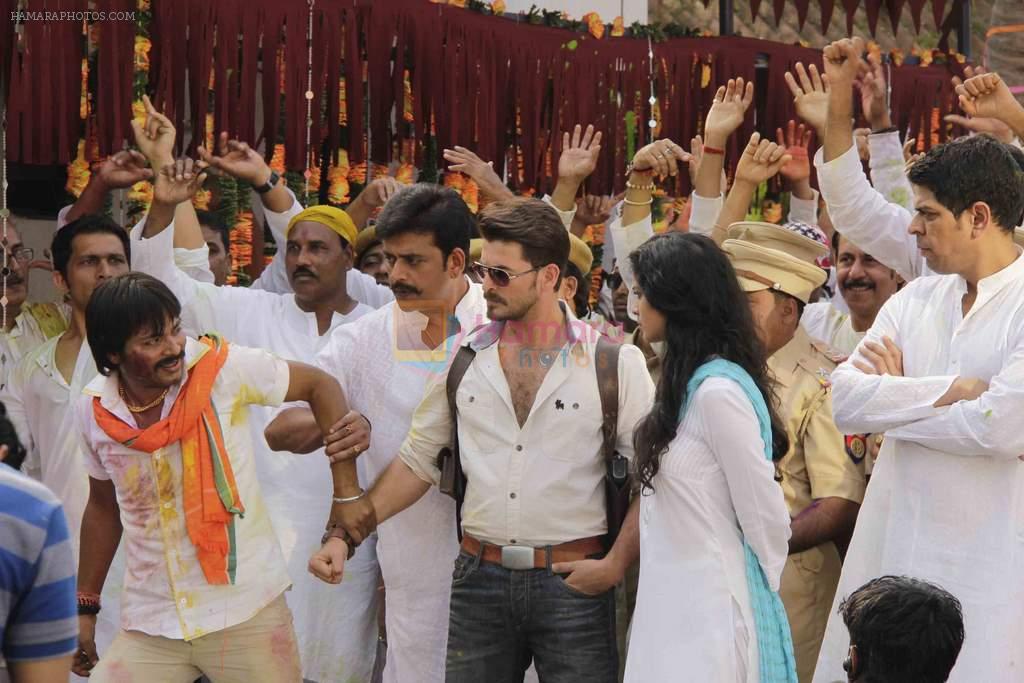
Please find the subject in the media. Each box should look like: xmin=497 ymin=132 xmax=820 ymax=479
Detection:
xmin=250 ymin=189 xmax=302 ymax=294
xmin=397 ymin=368 xmax=454 ymax=487
xmin=788 ymin=190 xmax=820 ymax=227
xmin=884 ymin=335 xmax=1024 ymax=459
xmin=74 ymin=396 xmax=110 ymax=481
xmin=688 ymin=192 xmax=724 ymax=235
xmin=699 ymin=378 xmax=791 ymax=590
xmin=867 ymin=131 xmax=915 ymax=213
xmin=223 ymin=345 xmax=291 ymax=408
xmin=814 ymin=145 xmax=923 ymax=282
xmin=541 ymin=194 xmax=578 ymax=230
xmin=129 ymin=216 xmax=263 ymax=340
xmin=614 ymin=344 xmax=656 ymax=463
xmin=608 ymin=212 xmax=654 ymax=292
xmin=831 ymin=291 xmax=956 ymax=434
xmin=173 ymin=245 xmax=215 ymax=284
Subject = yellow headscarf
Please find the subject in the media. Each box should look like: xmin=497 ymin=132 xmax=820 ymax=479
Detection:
xmin=286 ymin=206 xmax=358 ymax=246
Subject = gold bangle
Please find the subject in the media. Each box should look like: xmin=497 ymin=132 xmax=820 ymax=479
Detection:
xmin=623 ymin=197 xmax=653 ymax=206
xmin=625 ymin=180 xmax=656 ymax=192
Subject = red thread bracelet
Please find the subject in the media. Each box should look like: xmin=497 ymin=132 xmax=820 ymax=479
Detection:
xmin=703 ymin=145 xmax=725 ymax=155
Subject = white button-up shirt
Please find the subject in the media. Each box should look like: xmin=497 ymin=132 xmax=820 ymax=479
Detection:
xmin=813 ymin=252 xmax=1024 ymax=683
xmin=0 ymin=303 xmax=69 ymax=391
xmin=399 ymin=304 xmax=655 ymax=547
xmin=76 ymin=338 xmax=292 ymax=641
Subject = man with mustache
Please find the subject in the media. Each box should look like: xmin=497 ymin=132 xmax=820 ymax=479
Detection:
xmin=306 ymin=197 xmax=655 ymax=682
xmin=73 ymin=272 xmax=366 ymax=682
xmin=801 ymin=233 xmax=903 ymax=357
xmin=265 ymin=183 xmax=485 ymax=683
xmin=130 ymin=154 xmax=382 ymax=681
xmin=809 ymin=40 xmax=1024 ymax=683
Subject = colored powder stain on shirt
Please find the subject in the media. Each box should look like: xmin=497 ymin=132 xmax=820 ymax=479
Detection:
xmin=104 ymin=659 xmax=135 ymax=683
xmin=230 ymin=383 xmax=266 ymax=426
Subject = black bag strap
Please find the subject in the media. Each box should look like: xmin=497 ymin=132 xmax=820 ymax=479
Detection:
xmin=595 ymin=335 xmax=621 ymax=464
xmin=444 ymin=345 xmax=477 ymax=540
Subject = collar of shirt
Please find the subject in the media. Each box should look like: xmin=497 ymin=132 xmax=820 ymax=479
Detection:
xmin=954 ymin=247 xmax=1024 ymax=314
xmin=83 ymin=337 xmax=209 ymax=426
xmin=284 ymin=292 xmax=368 ymax=338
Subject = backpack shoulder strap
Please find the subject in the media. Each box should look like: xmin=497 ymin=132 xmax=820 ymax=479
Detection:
xmin=443 ymin=345 xmax=476 ymax=541
xmin=594 ymin=335 xmax=622 ymax=463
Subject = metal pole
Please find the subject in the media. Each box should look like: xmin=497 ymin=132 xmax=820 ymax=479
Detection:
xmin=957 ymin=0 xmax=971 ymax=59
xmin=719 ymin=0 xmax=734 ymax=36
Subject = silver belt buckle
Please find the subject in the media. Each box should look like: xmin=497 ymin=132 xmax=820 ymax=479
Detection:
xmin=500 ymin=545 xmax=536 ymax=570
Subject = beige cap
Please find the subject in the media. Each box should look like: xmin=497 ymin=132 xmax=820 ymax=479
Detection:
xmin=723 ymin=222 xmax=828 ymax=304
xmin=354 ymin=226 xmax=379 ymax=258
xmin=469 ymin=238 xmax=484 ymax=263
xmin=728 ymin=221 xmax=829 ymax=264
xmin=568 ymin=233 xmax=594 ymax=275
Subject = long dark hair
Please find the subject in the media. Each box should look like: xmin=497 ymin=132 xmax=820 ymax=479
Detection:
xmin=629 ymin=232 xmax=789 ymax=493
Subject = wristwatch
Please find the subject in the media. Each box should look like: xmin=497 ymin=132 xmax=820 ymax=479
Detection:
xmin=252 ymin=170 xmax=280 ymax=194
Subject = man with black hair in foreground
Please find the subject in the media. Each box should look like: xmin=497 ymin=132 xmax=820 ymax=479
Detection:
xmin=834 ymin=576 xmax=964 ymax=683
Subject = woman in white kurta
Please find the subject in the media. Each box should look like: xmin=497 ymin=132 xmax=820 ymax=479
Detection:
xmin=622 ymin=232 xmax=792 ymax=683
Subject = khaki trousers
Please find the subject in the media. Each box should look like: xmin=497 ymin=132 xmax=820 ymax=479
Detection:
xmin=91 ymin=594 xmax=301 ymax=683
xmin=779 ymin=543 xmax=842 ymax=683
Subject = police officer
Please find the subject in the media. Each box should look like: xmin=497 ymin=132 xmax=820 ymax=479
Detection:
xmin=724 ymin=222 xmax=867 ymax=683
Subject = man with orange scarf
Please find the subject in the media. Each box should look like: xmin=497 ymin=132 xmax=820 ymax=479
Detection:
xmin=72 ymin=272 xmax=370 ymax=682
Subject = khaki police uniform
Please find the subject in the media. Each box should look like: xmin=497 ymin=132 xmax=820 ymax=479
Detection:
xmin=724 ymin=222 xmax=867 ymax=683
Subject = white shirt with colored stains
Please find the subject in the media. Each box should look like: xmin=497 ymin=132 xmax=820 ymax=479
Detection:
xmin=76 ymin=337 xmax=292 ymax=642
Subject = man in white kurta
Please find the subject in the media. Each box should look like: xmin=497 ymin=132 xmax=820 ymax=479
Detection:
xmin=810 ymin=40 xmax=1024 ymax=680
xmin=130 ymin=194 xmax=382 ymax=682
xmin=311 ymin=279 xmax=487 ymax=682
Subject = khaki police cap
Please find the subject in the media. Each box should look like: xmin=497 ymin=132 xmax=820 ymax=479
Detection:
xmin=567 ymin=233 xmax=594 ymax=275
xmin=723 ymin=238 xmax=827 ymax=304
xmin=354 ymin=226 xmax=380 ymax=258
xmin=728 ymin=221 xmax=829 ymax=265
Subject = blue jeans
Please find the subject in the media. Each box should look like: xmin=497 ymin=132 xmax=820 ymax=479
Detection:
xmin=445 ymin=549 xmax=618 ymax=683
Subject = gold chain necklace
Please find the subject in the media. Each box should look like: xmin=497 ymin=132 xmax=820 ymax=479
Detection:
xmin=119 ymin=385 xmax=170 ymax=413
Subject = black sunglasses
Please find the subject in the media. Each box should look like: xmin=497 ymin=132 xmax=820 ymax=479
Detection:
xmin=472 ymin=262 xmax=541 ymax=287
xmin=603 ymin=271 xmax=623 ymax=291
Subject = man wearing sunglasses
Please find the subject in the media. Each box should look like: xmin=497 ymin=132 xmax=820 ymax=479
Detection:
xmin=309 ymin=196 xmax=655 ymax=682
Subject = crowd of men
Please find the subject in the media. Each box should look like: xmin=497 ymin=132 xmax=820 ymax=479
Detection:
xmin=2 ymin=35 xmax=1021 ymax=682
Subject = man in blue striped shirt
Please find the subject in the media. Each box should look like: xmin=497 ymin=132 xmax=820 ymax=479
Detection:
xmin=0 ymin=410 xmax=77 ymax=683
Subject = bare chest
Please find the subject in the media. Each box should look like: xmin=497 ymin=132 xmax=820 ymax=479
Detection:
xmin=499 ymin=347 xmax=552 ymax=427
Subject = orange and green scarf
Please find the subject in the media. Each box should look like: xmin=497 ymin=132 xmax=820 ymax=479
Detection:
xmin=93 ymin=335 xmax=243 ymax=585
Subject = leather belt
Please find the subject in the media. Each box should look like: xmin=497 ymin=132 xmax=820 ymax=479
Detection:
xmin=461 ymin=533 xmax=604 ymax=570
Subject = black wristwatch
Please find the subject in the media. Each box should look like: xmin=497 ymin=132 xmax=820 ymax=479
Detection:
xmin=252 ymin=170 xmax=280 ymax=194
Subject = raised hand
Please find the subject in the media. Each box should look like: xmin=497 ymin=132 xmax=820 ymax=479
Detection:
xmin=130 ymin=94 xmax=176 ymax=167
xmin=153 ymin=158 xmax=209 ymax=206
xmin=631 ymin=138 xmax=690 ymax=179
xmin=197 ymin=131 xmax=273 ymax=186
xmin=952 ymin=70 xmax=1023 ymax=142
xmin=735 ymin=132 xmax=792 ymax=187
xmin=574 ymin=194 xmax=618 ymax=226
xmin=93 ymin=149 xmax=153 ymax=190
xmin=309 ymin=538 xmax=348 ymax=585
xmin=822 ymin=37 xmax=866 ymax=88
xmin=704 ymin=78 xmax=755 ymax=143
xmin=358 ymin=177 xmax=403 ymax=211
xmin=442 ymin=146 xmax=514 ymax=201
xmin=558 ymin=124 xmax=603 ymax=183
xmin=775 ymin=120 xmax=812 ymax=185
xmin=785 ymin=63 xmax=830 ymax=138
xmin=855 ymin=53 xmax=891 ymax=131
xmin=688 ymin=135 xmax=703 ymax=185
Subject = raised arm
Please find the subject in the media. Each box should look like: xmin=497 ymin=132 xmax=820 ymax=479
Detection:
xmin=693 ymin=78 xmax=754 ymax=208
xmin=810 ymin=38 xmax=922 ymax=281
xmin=777 ymin=120 xmax=817 ymax=213
xmin=345 ymin=177 xmax=402 ymax=230
xmin=712 ymin=133 xmax=791 ymax=244
xmin=955 ymin=70 xmax=1024 ymax=143
xmin=443 ymin=145 xmax=516 ymax=202
xmin=549 ymin=123 xmax=602 ymax=216
xmin=63 ymin=150 xmax=154 ymax=226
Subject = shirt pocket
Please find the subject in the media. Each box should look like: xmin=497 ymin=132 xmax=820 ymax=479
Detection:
xmin=455 ymin=389 xmax=501 ymax=454
xmin=540 ymin=389 xmax=604 ymax=463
